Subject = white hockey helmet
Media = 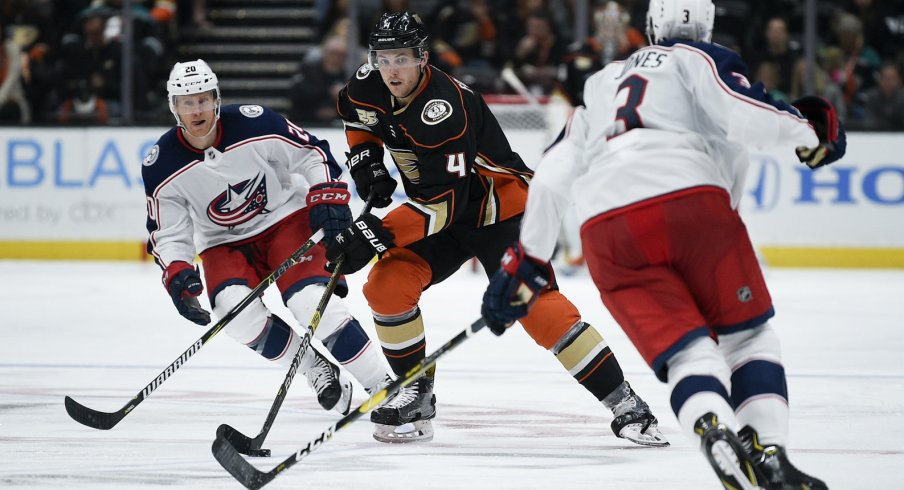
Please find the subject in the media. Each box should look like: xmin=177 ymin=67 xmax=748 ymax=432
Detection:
xmin=646 ymin=0 xmax=715 ymax=45
xmin=166 ymin=59 xmax=221 ymax=127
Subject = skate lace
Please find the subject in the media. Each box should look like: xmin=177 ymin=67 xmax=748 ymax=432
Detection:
xmin=612 ymin=393 xmax=638 ymax=418
xmin=366 ymin=375 xmax=393 ymax=396
xmin=384 ymin=385 xmax=419 ymax=409
xmin=306 ymin=355 xmax=336 ymax=395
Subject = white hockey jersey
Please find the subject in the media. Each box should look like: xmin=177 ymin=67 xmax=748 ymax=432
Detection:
xmin=521 ymin=39 xmax=819 ymax=261
xmin=142 ymin=104 xmax=342 ymax=268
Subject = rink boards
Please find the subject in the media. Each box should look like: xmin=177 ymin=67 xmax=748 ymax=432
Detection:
xmin=0 ymin=128 xmax=901 ymax=267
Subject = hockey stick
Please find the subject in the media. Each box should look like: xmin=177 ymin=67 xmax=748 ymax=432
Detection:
xmin=212 ymin=317 xmax=487 ymax=490
xmin=64 ymin=228 xmax=326 ymax=430
xmin=501 ymin=66 xmax=542 ymax=107
xmin=217 ymin=197 xmax=376 ymax=457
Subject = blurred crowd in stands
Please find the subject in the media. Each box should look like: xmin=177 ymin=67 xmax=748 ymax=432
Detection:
xmin=0 ymin=0 xmax=207 ymax=125
xmin=2 ymin=0 xmax=903 ymax=131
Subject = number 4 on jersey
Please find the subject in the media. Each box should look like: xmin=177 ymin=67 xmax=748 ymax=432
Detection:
xmin=611 ymin=74 xmax=648 ymax=139
xmin=446 ymin=152 xmax=467 ymax=177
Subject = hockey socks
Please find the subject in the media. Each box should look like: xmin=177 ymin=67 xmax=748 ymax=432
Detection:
xmin=373 ymin=307 xmax=427 ymax=376
xmin=322 ymin=317 xmax=389 ymax=393
xmin=247 ymin=315 xmax=351 ymax=413
xmin=551 ymin=322 xmax=624 ymax=399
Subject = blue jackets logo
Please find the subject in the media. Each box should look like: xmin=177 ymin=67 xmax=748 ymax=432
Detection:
xmin=206 ymin=173 xmax=269 ymax=227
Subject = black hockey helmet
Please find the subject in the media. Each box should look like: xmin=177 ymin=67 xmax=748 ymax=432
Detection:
xmin=368 ymin=11 xmax=428 ymax=53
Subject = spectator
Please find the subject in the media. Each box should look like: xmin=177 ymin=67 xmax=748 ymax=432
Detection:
xmin=57 ymin=79 xmax=110 ymax=125
xmin=751 ymin=17 xmax=800 ymax=96
xmin=174 ymin=0 xmax=212 ymax=30
xmin=558 ymin=1 xmax=645 ymax=106
xmin=496 ymin=0 xmax=567 ymax=70
xmin=832 ymin=12 xmax=882 ymax=118
xmin=317 ymin=0 xmax=353 ymax=42
xmin=790 ymin=56 xmax=847 ymax=120
xmin=860 ymin=62 xmax=904 ymax=130
xmin=80 ymin=0 xmax=168 ymax=110
xmin=431 ymin=0 xmax=499 ymax=70
xmin=189 ymin=0 xmax=212 ymax=30
xmin=287 ymin=35 xmax=349 ymax=125
xmin=59 ymin=12 xmax=123 ymax=118
xmin=512 ymin=8 xmax=564 ymax=95
xmin=755 ymin=62 xmax=790 ymax=102
xmin=1 ymin=0 xmax=55 ymax=122
xmin=0 ymin=25 xmax=32 ymax=123
xmin=843 ymin=0 xmax=896 ymax=60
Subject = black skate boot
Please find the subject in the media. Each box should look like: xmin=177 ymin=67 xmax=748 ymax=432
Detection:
xmin=604 ymin=381 xmax=669 ymax=447
xmin=694 ymin=413 xmax=768 ymax=490
xmin=739 ymin=426 xmax=828 ymax=490
xmin=303 ymin=345 xmax=352 ymax=415
xmin=370 ymin=376 xmax=435 ymax=443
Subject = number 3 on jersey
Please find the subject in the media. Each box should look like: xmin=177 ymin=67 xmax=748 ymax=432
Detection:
xmin=611 ymin=74 xmax=648 ymax=139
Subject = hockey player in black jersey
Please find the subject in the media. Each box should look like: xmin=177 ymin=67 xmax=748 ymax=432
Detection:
xmin=322 ymin=11 xmax=668 ymax=447
xmin=142 ymin=59 xmax=392 ymax=415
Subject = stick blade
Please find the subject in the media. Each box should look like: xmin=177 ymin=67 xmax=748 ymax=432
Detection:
xmin=212 ymin=433 xmax=272 ymax=490
xmin=216 ymin=424 xmax=270 ymax=457
xmin=64 ymin=396 xmax=124 ymax=430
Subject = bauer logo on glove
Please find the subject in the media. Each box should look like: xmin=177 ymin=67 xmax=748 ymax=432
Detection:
xmin=356 ymin=219 xmax=389 ymax=253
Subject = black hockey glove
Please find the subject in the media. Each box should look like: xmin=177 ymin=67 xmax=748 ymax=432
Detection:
xmin=306 ymin=181 xmax=352 ymax=244
xmin=325 ymin=213 xmax=395 ymax=274
xmin=163 ymin=261 xmax=211 ymax=325
xmin=347 ymin=143 xmax=397 ymax=208
xmin=792 ymin=95 xmax=847 ymax=169
xmin=481 ymin=243 xmax=553 ymax=336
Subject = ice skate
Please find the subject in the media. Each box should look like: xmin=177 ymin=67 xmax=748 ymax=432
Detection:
xmin=739 ymin=426 xmax=828 ymax=490
xmin=371 ymin=376 xmax=435 ymax=443
xmin=366 ymin=374 xmax=394 ymax=396
xmin=303 ymin=345 xmax=353 ymax=415
xmin=695 ymin=413 xmax=768 ymax=490
xmin=606 ymin=381 xmax=669 ymax=447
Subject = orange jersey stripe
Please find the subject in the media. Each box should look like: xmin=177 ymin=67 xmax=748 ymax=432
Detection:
xmin=346 ymin=130 xmax=383 ymax=150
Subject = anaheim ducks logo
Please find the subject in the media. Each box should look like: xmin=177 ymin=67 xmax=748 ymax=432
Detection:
xmin=356 ymin=64 xmax=372 ymax=79
xmin=206 ymin=173 xmax=270 ymax=227
xmin=421 ymin=99 xmax=452 ymax=125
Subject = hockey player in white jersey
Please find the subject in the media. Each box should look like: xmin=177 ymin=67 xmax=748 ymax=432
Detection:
xmin=483 ymin=1 xmax=845 ymax=489
xmin=142 ymin=59 xmax=391 ymax=414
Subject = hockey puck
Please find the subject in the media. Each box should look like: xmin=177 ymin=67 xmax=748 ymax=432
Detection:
xmin=246 ymin=448 xmax=271 ymax=457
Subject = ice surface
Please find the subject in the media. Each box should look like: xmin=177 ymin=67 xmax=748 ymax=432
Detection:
xmin=1 ymin=261 xmax=902 ymax=489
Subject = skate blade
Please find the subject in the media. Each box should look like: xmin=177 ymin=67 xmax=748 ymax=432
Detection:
xmin=333 ymin=373 xmax=353 ymax=415
xmin=618 ymin=422 xmax=670 ymax=447
xmin=710 ymin=440 xmax=765 ymax=490
xmin=373 ymin=420 xmax=434 ymax=444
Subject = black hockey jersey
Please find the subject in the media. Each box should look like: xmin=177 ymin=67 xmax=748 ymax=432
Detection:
xmin=337 ymin=64 xmax=532 ymax=247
